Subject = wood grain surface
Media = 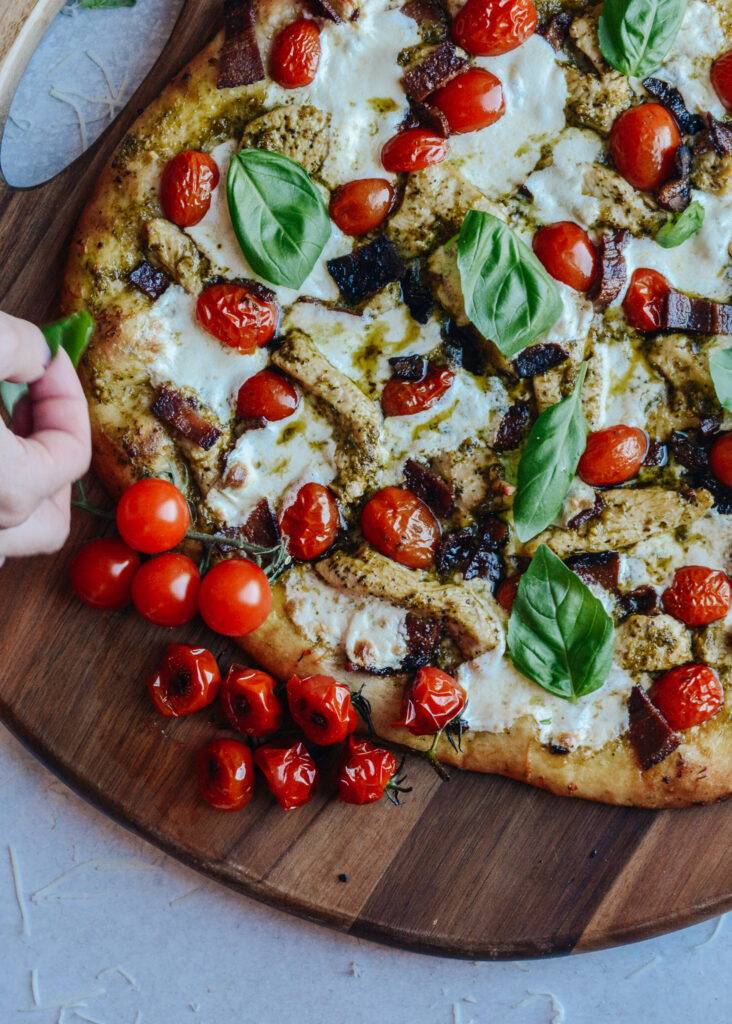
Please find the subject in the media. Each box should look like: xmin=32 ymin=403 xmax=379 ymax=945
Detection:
xmin=2 ymin=0 xmax=732 ymax=959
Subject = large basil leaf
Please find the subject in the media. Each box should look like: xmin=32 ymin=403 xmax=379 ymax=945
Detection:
xmin=655 ymin=200 xmax=705 ymax=249
xmin=507 ymin=544 xmax=615 ymax=701
xmin=227 ymin=149 xmax=331 ymax=289
xmin=513 ymin=363 xmax=588 ymax=543
xmin=456 ymin=211 xmax=563 ymax=358
xmin=710 ymin=348 xmax=732 ymax=414
xmin=598 ymin=0 xmax=687 ymax=77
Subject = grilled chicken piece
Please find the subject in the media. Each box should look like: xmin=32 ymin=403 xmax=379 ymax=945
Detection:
xmin=616 ymin=614 xmax=692 ymax=673
xmin=692 ymin=622 xmax=732 ymax=667
xmin=430 ymin=440 xmax=511 ymax=523
xmin=240 ymin=104 xmax=331 ymax=177
xmin=564 ymin=67 xmax=632 ymax=135
xmin=143 ymin=218 xmax=209 ymax=294
xmin=569 ymin=6 xmax=605 ymax=72
xmin=582 ymin=164 xmax=664 ymax=234
xmin=645 ymin=334 xmax=720 ymax=431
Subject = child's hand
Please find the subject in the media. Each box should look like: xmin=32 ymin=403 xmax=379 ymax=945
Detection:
xmin=0 ymin=312 xmax=91 ymax=567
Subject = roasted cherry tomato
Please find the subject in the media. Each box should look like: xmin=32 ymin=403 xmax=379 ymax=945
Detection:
xmin=496 ymin=571 xmax=523 ymax=613
xmin=197 ymin=283 xmax=279 ymax=353
xmin=531 ymin=222 xmax=597 ymax=292
xmin=220 ymin=665 xmax=284 ymax=736
xmin=577 ymin=426 xmax=648 ymax=487
xmin=338 ymin=736 xmax=400 ymax=805
xmin=381 ymin=363 xmax=454 ymax=417
xmin=711 ymin=50 xmax=732 ymax=112
xmin=395 ymin=666 xmax=466 ymax=736
xmin=196 ymin=738 xmax=255 ymax=812
xmin=286 ymin=673 xmax=358 ymax=745
xmin=430 ymin=68 xmax=505 ymax=134
xmin=452 ymin=0 xmax=537 ymax=56
xmin=147 ymin=642 xmax=221 ymax=717
xmin=254 ymin=740 xmax=318 ymax=810
xmin=329 ymin=178 xmax=395 ymax=236
xmin=279 ymin=482 xmax=340 ymax=560
xmin=160 ymin=150 xmax=219 ymax=228
xmin=236 ymin=369 xmax=300 ymax=421
xmin=710 ymin=433 xmax=732 ymax=487
xmin=116 ymin=478 xmax=190 ymax=555
xmin=381 ymin=128 xmax=450 ymax=173
xmin=271 ymin=17 xmax=321 ymax=89
xmin=132 ymin=553 xmax=200 ymax=627
xmin=198 ymin=558 xmax=271 ymax=636
xmin=609 ymin=103 xmax=680 ymax=192
xmin=70 ymin=538 xmax=140 ymax=610
xmin=650 ymin=664 xmax=724 ymax=731
xmin=662 ymin=566 xmax=732 ymax=627
xmin=622 ymin=267 xmax=671 ymax=332
xmin=361 ymin=486 xmax=440 ymax=569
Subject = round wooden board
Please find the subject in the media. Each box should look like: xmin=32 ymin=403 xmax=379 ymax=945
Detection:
xmin=3 ymin=0 xmax=732 ymax=961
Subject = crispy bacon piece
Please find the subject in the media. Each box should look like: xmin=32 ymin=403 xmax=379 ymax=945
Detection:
xmin=242 ymin=498 xmax=280 ymax=547
xmin=643 ymin=440 xmax=668 ymax=467
xmin=326 ymin=235 xmax=405 ymax=305
xmin=442 ymin=322 xmax=487 ymax=374
xmin=670 ymin=431 xmax=732 ymax=514
xmin=512 ymin=343 xmax=568 ymax=379
xmin=400 ymin=42 xmax=468 ymax=102
xmin=129 ymin=260 xmax=170 ymax=300
xmin=655 ymin=144 xmax=692 ymax=212
xmin=587 ymin=229 xmax=629 ymax=311
xmin=627 ymin=685 xmax=681 ymax=772
xmin=661 ymin=291 xmax=732 ymax=334
xmin=404 ymin=458 xmax=455 ymax=518
xmin=436 ymin=518 xmax=507 ymax=583
xmin=217 ymin=0 xmax=265 ymax=89
xmin=619 ymin=585 xmax=659 ymax=618
xmin=642 ymin=78 xmax=704 ymax=136
xmin=152 ymin=386 xmax=222 ymax=451
xmin=538 ymin=10 xmax=572 ymax=50
xmin=402 ymin=613 xmax=442 ymax=670
xmin=306 ymin=0 xmax=343 ymax=22
xmin=697 ymin=112 xmax=732 ymax=156
xmin=388 ymin=353 xmax=428 ymax=381
xmin=565 ymin=551 xmax=619 ymax=591
xmin=402 ymin=0 xmax=443 ymax=24
xmin=492 ymin=401 xmax=530 ymax=453
xmin=401 ymin=263 xmax=435 ymax=324
xmin=406 ymin=99 xmax=451 ymax=137
xmin=567 ymin=491 xmax=605 ymax=531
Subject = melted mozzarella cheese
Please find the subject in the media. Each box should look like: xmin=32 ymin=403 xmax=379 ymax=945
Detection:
xmin=592 ymin=337 xmax=667 ymax=431
xmin=621 ymin=511 xmax=732 ymax=590
xmin=651 ymin=0 xmax=726 ymax=119
xmin=525 ymin=128 xmax=605 ymax=228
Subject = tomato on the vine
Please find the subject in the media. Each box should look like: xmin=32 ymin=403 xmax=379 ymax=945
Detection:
xmin=381 ymin=364 xmax=454 ymax=417
xmin=608 ymin=103 xmax=680 ymax=192
xmin=160 ymin=150 xmax=219 ymax=228
xmin=452 ymin=0 xmax=537 ymax=56
xmin=236 ymin=369 xmax=299 ymax=421
xmin=532 ymin=222 xmax=597 ymax=292
xmin=577 ymin=426 xmax=648 ymax=487
xmin=198 ymin=558 xmax=271 ymax=636
xmin=361 ymin=486 xmax=440 ymax=569
xmin=650 ymin=664 xmax=724 ymax=731
xmin=622 ymin=268 xmax=671 ymax=332
xmin=254 ymin=740 xmax=318 ymax=810
xmin=271 ymin=17 xmax=321 ymax=89
xmin=147 ymin=643 xmax=220 ymax=717
xmin=338 ymin=736 xmax=400 ymax=805
xmin=286 ymin=674 xmax=358 ymax=745
xmin=71 ymin=538 xmax=140 ymax=610
xmin=197 ymin=283 xmax=279 ymax=352
xmin=196 ymin=738 xmax=255 ymax=812
xmin=381 ymin=129 xmax=450 ymax=173
xmin=116 ymin=478 xmax=190 ymax=554
xmin=221 ymin=665 xmax=284 ymax=736
xmin=395 ymin=666 xmax=466 ymax=735
xmin=431 ymin=68 xmax=505 ymax=134
xmin=662 ymin=566 xmax=732 ymax=627
xmin=329 ymin=178 xmax=394 ymax=236
xmin=279 ymin=482 xmax=340 ymax=560
xmin=132 ymin=552 xmax=200 ymax=627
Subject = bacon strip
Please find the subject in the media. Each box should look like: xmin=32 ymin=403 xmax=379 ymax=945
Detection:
xmin=327 ymin=235 xmax=405 ymax=304
xmin=402 ymin=0 xmax=443 ymax=24
xmin=492 ymin=400 xmax=530 ymax=453
xmin=217 ymin=0 xmax=265 ymax=89
xmin=538 ymin=10 xmax=572 ymax=50
xmin=566 ymin=492 xmax=605 ymax=531
xmin=405 ymin=99 xmax=450 ymax=137
xmin=401 ymin=264 xmax=435 ymax=324
xmin=152 ymin=386 xmax=222 ymax=451
xmin=513 ymin=342 xmax=568 ymax=379
xmin=442 ymin=322 xmax=487 ymax=374
xmin=619 ymin=586 xmax=659 ymax=618
xmin=697 ymin=112 xmax=732 ymax=156
xmin=388 ymin=353 xmax=428 ymax=380
xmin=587 ymin=229 xmax=629 ymax=310
xmin=436 ymin=518 xmax=507 ymax=582
xmin=655 ymin=144 xmax=692 ymax=212
xmin=565 ymin=551 xmax=619 ymax=591
xmin=642 ymin=77 xmax=704 ymax=135
xmin=306 ymin=0 xmax=343 ymax=22
xmin=661 ymin=291 xmax=732 ymax=334
xmin=129 ymin=260 xmax=170 ymax=300
xmin=627 ymin=685 xmax=680 ymax=772
xmin=400 ymin=42 xmax=467 ymax=102
xmin=402 ymin=613 xmax=442 ymax=670
xmin=404 ymin=458 xmax=454 ymax=518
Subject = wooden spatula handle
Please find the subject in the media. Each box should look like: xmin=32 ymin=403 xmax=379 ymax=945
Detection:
xmin=0 ymin=0 xmax=67 ymax=130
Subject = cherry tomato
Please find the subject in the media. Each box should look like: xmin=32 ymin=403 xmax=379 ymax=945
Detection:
xmin=147 ymin=643 xmax=221 ymax=717
xmin=160 ymin=150 xmax=219 ymax=228
xmin=381 ymin=128 xmax=450 ymax=173
xmin=431 ymin=68 xmax=505 ymax=134
xmin=394 ymin=666 xmax=466 ymax=735
xmin=609 ymin=103 xmax=680 ymax=192
xmin=286 ymin=673 xmax=358 ymax=745
xmin=198 ymin=558 xmax=271 ymax=636
xmin=662 ymin=566 xmax=732 ymax=627
xmin=220 ymin=665 xmax=284 ymax=736
xmin=253 ymin=740 xmax=318 ymax=810
xmin=132 ymin=553 xmax=200 ymax=627
xmin=622 ymin=268 xmax=671 ymax=332
xmin=116 ymin=478 xmax=190 ymax=555
xmin=381 ymin=363 xmax=454 ymax=417
xmin=496 ymin=571 xmax=523 ymax=613
xmin=338 ymin=736 xmax=399 ymax=805
xmin=271 ymin=17 xmax=320 ymax=89
xmin=70 ymin=538 xmax=140 ymax=610
xmin=650 ymin=664 xmax=724 ymax=731
xmin=452 ymin=0 xmax=537 ymax=56
xmin=361 ymin=486 xmax=440 ymax=569
xmin=577 ymin=426 xmax=648 ymax=487
xmin=329 ymin=178 xmax=395 ymax=236
xmin=279 ymin=482 xmax=339 ymax=560
xmin=711 ymin=50 xmax=732 ymax=112
xmin=196 ymin=738 xmax=255 ymax=812
xmin=710 ymin=433 xmax=732 ymax=487
xmin=236 ymin=369 xmax=299 ymax=421
xmin=197 ymin=283 xmax=279 ymax=353
xmin=531 ymin=222 xmax=598 ymax=292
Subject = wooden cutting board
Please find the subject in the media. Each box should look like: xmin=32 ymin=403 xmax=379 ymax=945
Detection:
xmin=2 ymin=0 xmax=732 ymax=960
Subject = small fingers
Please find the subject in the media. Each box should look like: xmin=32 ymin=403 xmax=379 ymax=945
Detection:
xmin=0 ymin=487 xmax=71 ymax=559
xmin=0 ymin=312 xmax=51 ymax=383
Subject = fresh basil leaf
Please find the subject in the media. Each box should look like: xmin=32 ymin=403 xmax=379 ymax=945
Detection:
xmin=710 ymin=348 xmax=732 ymax=414
xmin=513 ymin=363 xmax=588 ymax=543
xmin=655 ymin=200 xmax=705 ymax=249
xmin=227 ymin=149 xmax=331 ymax=289
xmin=80 ymin=0 xmax=137 ymax=8
xmin=0 ymin=381 xmax=27 ymax=417
xmin=507 ymin=544 xmax=615 ymax=701
xmin=457 ymin=211 xmax=563 ymax=358
xmin=598 ymin=0 xmax=687 ymax=77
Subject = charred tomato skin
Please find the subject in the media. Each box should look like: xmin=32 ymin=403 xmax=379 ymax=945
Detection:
xmin=381 ymin=364 xmax=454 ymax=417
xmin=381 ymin=128 xmax=450 ymax=173
xmin=361 ymin=486 xmax=440 ymax=569
xmin=116 ymin=478 xmax=190 ymax=555
xmin=711 ymin=50 xmax=732 ymax=112
xmin=220 ymin=665 xmax=284 ymax=736
xmin=271 ymin=17 xmax=321 ymax=89
xmin=710 ymin=433 xmax=732 ymax=487
xmin=452 ymin=0 xmax=537 ymax=56
xmin=531 ymin=222 xmax=598 ymax=292
xmin=160 ymin=150 xmax=219 ymax=227
xmin=650 ymin=664 xmax=724 ymax=731
xmin=329 ymin=178 xmax=395 ymax=236
xmin=196 ymin=738 xmax=255 ymax=812
xmin=197 ymin=283 xmax=279 ymax=353
xmin=147 ymin=643 xmax=221 ymax=717
xmin=430 ymin=68 xmax=505 ymax=134
xmin=70 ymin=538 xmax=140 ymax=610
xmin=395 ymin=666 xmax=466 ymax=735
xmin=279 ymin=482 xmax=340 ymax=560
xmin=131 ymin=553 xmax=201 ymax=627
xmin=578 ymin=426 xmax=649 ymax=487
xmin=338 ymin=736 xmax=399 ymax=805
xmin=286 ymin=674 xmax=358 ymax=745
xmin=236 ymin=369 xmax=300 ymax=421
xmin=662 ymin=566 xmax=732 ymax=627
xmin=198 ymin=558 xmax=272 ymax=637
xmin=609 ymin=103 xmax=681 ymax=192
xmin=254 ymin=740 xmax=319 ymax=810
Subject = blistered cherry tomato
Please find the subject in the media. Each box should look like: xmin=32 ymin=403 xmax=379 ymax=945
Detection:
xmin=132 ymin=553 xmax=200 ymax=627
xmin=496 ymin=571 xmax=523 ymax=613
xmin=622 ymin=268 xmax=671 ymax=332
xmin=609 ymin=103 xmax=680 ymax=192
xmin=198 ymin=558 xmax=271 ymax=636
xmin=381 ymin=129 xmax=450 ymax=173
xmin=650 ymin=664 xmax=724 ymax=731
xmin=711 ymin=50 xmax=732 ymax=112
xmin=532 ymin=222 xmax=597 ymax=292
xmin=381 ymin=363 xmax=454 ymax=417
xmin=197 ymin=283 xmax=279 ymax=353
xmin=662 ymin=566 xmax=732 ymax=627
xmin=196 ymin=738 xmax=255 ymax=812
xmin=147 ymin=643 xmax=220 ymax=717
xmin=236 ymin=369 xmax=299 ymax=421
xmin=452 ymin=0 xmax=537 ymax=56
xmin=338 ymin=736 xmax=400 ymax=805
xmin=431 ymin=68 xmax=505 ymax=134
xmin=279 ymin=482 xmax=339 ymax=560
xmin=221 ymin=665 xmax=284 ymax=736
xmin=271 ymin=17 xmax=320 ymax=89
xmin=160 ymin=150 xmax=219 ymax=228
xmin=578 ymin=426 xmax=648 ymax=487
xmin=394 ymin=666 xmax=466 ymax=735
xmin=254 ymin=740 xmax=318 ymax=810
xmin=361 ymin=486 xmax=440 ymax=569
xmin=70 ymin=538 xmax=140 ymax=610
xmin=116 ymin=478 xmax=190 ymax=554
xmin=329 ymin=178 xmax=395 ymax=235
xmin=286 ymin=674 xmax=358 ymax=745
xmin=710 ymin=433 xmax=732 ymax=487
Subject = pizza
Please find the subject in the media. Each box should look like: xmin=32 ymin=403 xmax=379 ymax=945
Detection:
xmin=61 ymin=0 xmax=732 ymax=807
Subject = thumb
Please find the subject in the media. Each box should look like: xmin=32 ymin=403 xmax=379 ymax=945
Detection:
xmin=0 ymin=312 xmax=52 ymax=384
